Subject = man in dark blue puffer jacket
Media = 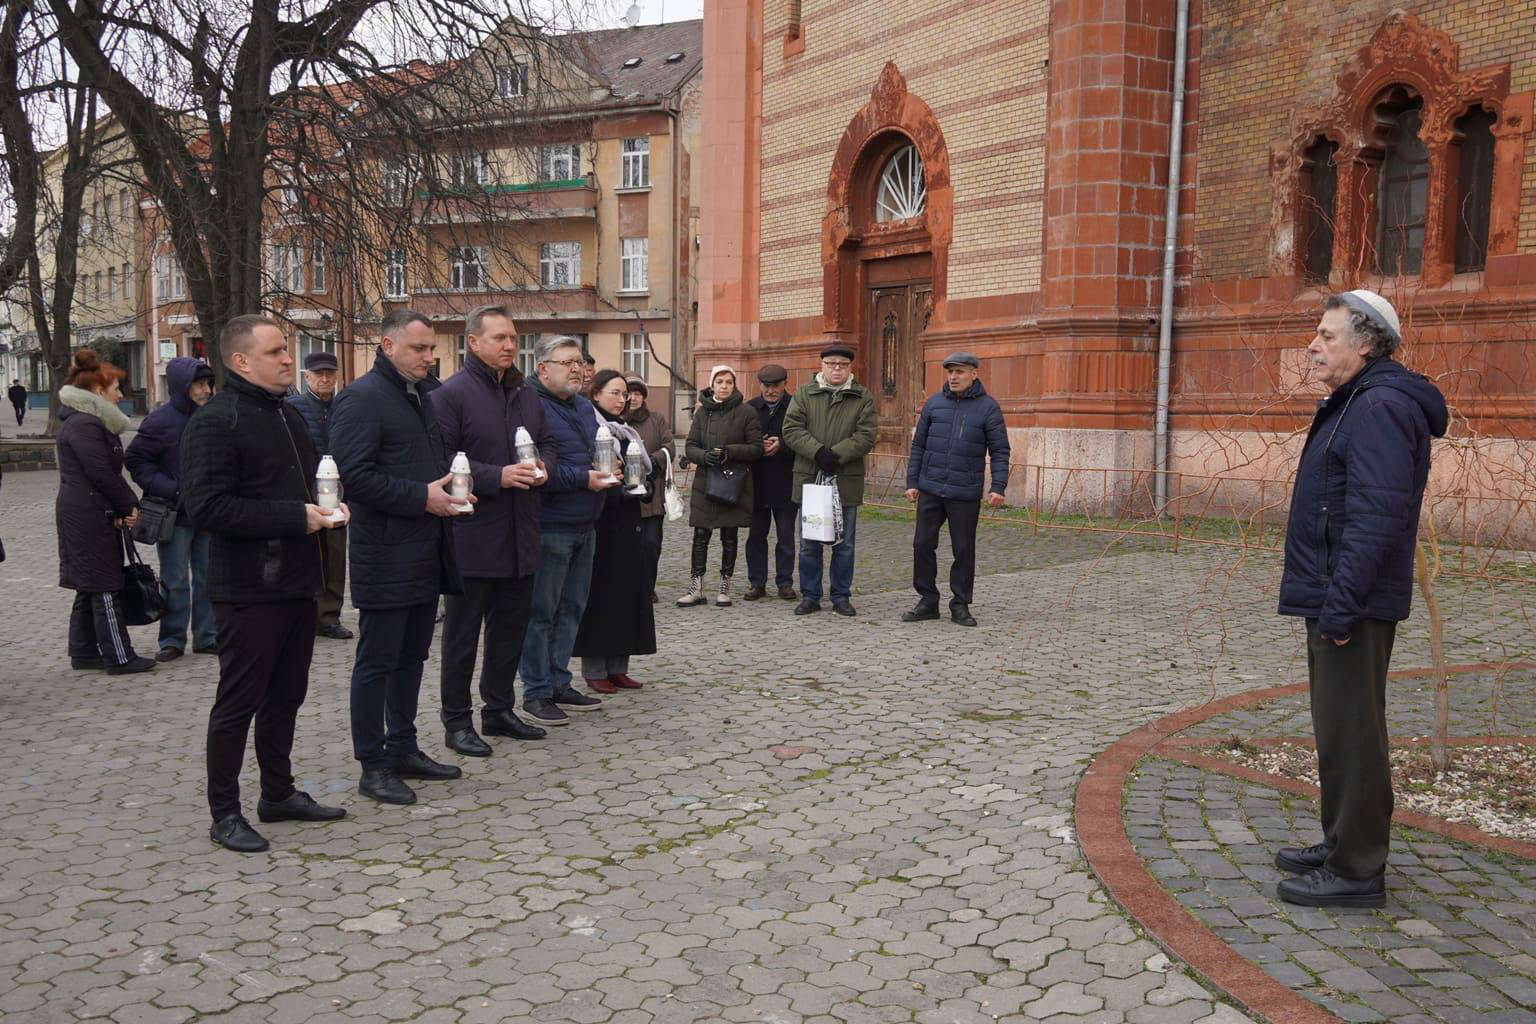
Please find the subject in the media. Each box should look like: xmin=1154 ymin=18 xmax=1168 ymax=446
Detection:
xmin=901 ymin=352 xmax=1010 ymax=627
xmin=1273 ymin=290 xmax=1447 ymax=910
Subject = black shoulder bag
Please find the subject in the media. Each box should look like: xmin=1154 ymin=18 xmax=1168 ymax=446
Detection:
xmin=130 ymin=495 xmax=178 ymax=546
xmin=117 ymin=527 xmax=165 ymax=626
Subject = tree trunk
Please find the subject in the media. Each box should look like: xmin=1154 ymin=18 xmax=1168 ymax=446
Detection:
xmin=1415 ymin=541 xmax=1450 ymax=773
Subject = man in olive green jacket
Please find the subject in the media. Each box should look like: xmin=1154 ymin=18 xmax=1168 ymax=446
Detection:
xmin=781 ymin=343 xmax=878 ymax=617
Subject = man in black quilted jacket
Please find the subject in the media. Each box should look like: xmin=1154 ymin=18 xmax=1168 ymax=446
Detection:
xmin=181 ymin=315 xmax=349 ymax=853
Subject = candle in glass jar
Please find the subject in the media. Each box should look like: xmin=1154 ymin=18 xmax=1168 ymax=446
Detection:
xmin=316 ymin=455 xmax=344 ymax=522
xmin=514 ymin=426 xmax=544 ymax=479
xmin=449 ymin=451 xmax=474 ymax=513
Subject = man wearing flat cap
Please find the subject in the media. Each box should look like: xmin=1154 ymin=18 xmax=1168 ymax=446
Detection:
xmin=287 ymin=350 xmax=351 ymax=639
xmin=902 ymin=351 xmax=1010 ymax=627
xmin=782 ymin=343 xmax=877 ymax=616
xmin=1273 ymin=289 xmax=1446 ymax=909
xmin=744 ymin=364 xmax=797 ymax=601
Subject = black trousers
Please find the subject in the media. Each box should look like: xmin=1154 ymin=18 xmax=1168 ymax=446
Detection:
xmin=639 ymin=515 xmax=663 ymax=594
xmin=12 ymin=402 xmax=23 ymax=425
xmin=317 ymin=526 xmax=347 ymax=627
xmin=351 ymin=601 xmax=436 ymax=770
xmin=746 ymin=505 xmax=797 ymax=588
xmin=68 ymin=590 xmax=139 ymax=667
xmin=440 ymin=576 xmax=535 ymax=729
xmin=691 ymin=527 xmax=738 ymax=578
xmin=206 ymin=600 xmax=317 ymax=819
xmin=912 ymin=492 xmax=981 ymax=609
xmin=1307 ymin=617 xmax=1396 ymax=880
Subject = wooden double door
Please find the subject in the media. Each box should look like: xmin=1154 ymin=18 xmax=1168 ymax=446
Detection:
xmin=866 ymin=273 xmax=932 ymax=451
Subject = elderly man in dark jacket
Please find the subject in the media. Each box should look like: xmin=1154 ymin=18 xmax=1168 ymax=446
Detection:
xmin=434 ymin=305 xmax=556 ymax=755
xmin=902 ymin=352 xmax=1010 ymax=627
xmin=331 ymin=309 xmax=468 ymax=806
xmin=287 ymin=350 xmax=351 ymax=640
xmin=126 ymin=355 xmax=217 ymax=661
xmin=744 ymin=363 xmax=797 ymax=601
xmin=181 ymin=315 xmax=348 ymax=853
xmin=1273 ymin=290 xmax=1447 ymax=909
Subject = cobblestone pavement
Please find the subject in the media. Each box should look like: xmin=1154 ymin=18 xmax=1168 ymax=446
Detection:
xmin=2 ymin=467 xmax=1532 ymax=1023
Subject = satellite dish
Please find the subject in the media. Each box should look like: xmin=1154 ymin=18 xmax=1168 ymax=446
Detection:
xmin=621 ymin=3 xmax=642 ymax=27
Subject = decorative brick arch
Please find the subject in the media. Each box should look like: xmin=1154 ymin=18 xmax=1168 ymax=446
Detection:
xmin=1275 ymin=11 xmax=1532 ymax=287
xmin=820 ymin=62 xmax=953 ymax=336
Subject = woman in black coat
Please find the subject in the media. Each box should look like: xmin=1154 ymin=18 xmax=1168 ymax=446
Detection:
xmin=680 ymin=365 xmax=762 ymax=607
xmin=55 ymin=349 xmax=155 ymax=675
xmin=573 ymin=370 xmax=660 ymax=694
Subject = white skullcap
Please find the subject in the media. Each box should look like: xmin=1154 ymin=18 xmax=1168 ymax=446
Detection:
xmin=1339 ymin=289 xmax=1401 ymax=345
xmin=707 ymin=364 xmax=736 ymax=385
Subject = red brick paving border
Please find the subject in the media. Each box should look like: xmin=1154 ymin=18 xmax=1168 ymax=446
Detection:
xmin=1074 ymin=660 xmax=1533 ymax=1024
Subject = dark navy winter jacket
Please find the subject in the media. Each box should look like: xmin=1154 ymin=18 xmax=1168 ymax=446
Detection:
xmin=1278 ymin=357 xmax=1448 ymax=639
xmin=286 ymin=387 xmax=335 ymax=457
xmin=906 ymin=380 xmax=1011 ymax=500
xmin=532 ymin=379 xmax=604 ymax=533
xmin=124 ymin=356 xmax=214 ymax=514
xmin=330 ymin=351 xmax=461 ymax=609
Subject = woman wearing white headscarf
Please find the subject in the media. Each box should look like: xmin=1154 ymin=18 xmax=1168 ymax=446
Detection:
xmin=678 ymin=364 xmax=762 ymax=607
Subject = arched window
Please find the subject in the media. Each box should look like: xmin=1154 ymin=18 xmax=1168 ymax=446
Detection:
xmin=1452 ymin=106 xmax=1495 ymax=273
xmin=874 ymin=143 xmax=926 ymax=223
xmin=1373 ymin=90 xmax=1429 ymax=276
xmin=1299 ymin=137 xmax=1338 ymax=283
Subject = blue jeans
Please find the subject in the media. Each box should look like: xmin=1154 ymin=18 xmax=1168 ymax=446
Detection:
xmin=519 ymin=528 xmax=596 ymax=702
xmin=158 ymin=525 xmax=216 ymax=652
xmin=798 ymin=505 xmax=858 ymax=602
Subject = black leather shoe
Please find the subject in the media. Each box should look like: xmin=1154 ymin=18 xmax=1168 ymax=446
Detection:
xmin=482 ymin=710 xmax=546 ymax=740
xmin=155 ymin=647 xmax=184 ymax=663
xmin=902 ymin=603 xmax=940 ymax=622
xmin=193 ymin=640 xmax=220 ymax=655
xmin=210 ymin=814 xmax=269 ymax=852
xmin=743 ymin=584 xmax=766 ymax=601
xmin=1277 ymin=868 xmax=1385 ymax=908
xmin=71 ymin=655 xmax=104 ymax=670
xmin=106 ymin=656 xmax=157 ymax=675
xmin=390 ymin=750 xmax=463 ymax=780
xmin=831 ymin=599 xmax=857 ymax=617
xmin=445 ymin=726 xmax=492 ymax=757
xmin=316 ymin=623 xmax=354 ymax=640
xmin=552 ymin=687 xmax=602 ymax=711
xmin=359 ymin=769 xmax=416 ymax=805
xmin=256 ymin=790 xmax=347 ymax=823
xmin=794 ymin=598 xmax=821 ymax=616
xmin=1275 ymin=842 xmax=1331 ymax=874
xmin=951 ymin=607 xmax=978 ymax=627
xmin=522 ymin=699 xmax=569 ymax=726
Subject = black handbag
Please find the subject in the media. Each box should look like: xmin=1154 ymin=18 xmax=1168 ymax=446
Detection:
xmin=702 ymin=462 xmax=747 ymax=504
xmin=131 ymin=495 xmax=178 ymax=546
xmin=117 ymin=527 xmax=165 ymax=626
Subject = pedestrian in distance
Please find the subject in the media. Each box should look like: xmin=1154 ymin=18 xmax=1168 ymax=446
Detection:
xmin=743 ymin=363 xmax=797 ymax=602
xmin=1274 ymin=289 xmax=1447 ymax=908
xmin=433 ymin=304 xmax=554 ymax=756
xmin=782 ymin=344 xmax=877 ymax=617
xmin=8 ymin=379 xmax=26 ymax=427
xmin=287 ymin=350 xmax=353 ymax=641
xmin=55 ymin=349 xmax=153 ymax=675
xmin=331 ymin=309 xmax=469 ymax=806
xmin=125 ymin=356 xmax=219 ymax=661
xmin=623 ymin=376 xmax=672 ymax=603
xmin=901 ymin=351 xmax=1010 ymax=628
xmin=679 ymin=365 xmax=762 ymax=607
xmin=180 ymin=315 xmax=349 ymax=852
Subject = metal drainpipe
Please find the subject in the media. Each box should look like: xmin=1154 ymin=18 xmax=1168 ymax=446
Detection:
xmin=1153 ymin=0 xmax=1191 ymax=512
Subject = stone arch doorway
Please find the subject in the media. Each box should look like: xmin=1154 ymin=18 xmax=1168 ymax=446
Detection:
xmin=822 ymin=63 xmax=953 ymax=450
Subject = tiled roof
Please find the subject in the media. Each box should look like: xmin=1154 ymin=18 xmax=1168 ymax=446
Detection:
xmin=570 ymin=20 xmax=702 ymax=102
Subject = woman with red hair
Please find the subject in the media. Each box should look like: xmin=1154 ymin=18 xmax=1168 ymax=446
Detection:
xmin=56 ymin=349 xmax=155 ymax=674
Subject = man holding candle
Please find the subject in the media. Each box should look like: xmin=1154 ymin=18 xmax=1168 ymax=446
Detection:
xmin=433 ymin=305 xmax=556 ymax=755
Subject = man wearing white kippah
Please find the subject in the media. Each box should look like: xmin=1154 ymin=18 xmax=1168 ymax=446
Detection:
xmin=1274 ymin=289 xmax=1447 ymax=908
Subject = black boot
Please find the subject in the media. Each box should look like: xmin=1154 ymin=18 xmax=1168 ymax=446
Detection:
xmin=210 ymin=814 xmax=269 ymax=852
xmin=359 ymin=769 xmax=416 ymax=805
xmin=482 ymin=709 xmax=546 ymax=740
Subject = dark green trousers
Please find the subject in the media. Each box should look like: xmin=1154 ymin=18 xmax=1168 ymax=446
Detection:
xmin=1306 ymin=617 xmax=1396 ymax=880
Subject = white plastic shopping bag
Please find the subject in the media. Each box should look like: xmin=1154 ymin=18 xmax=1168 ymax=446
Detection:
xmin=662 ymin=450 xmax=685 ymax=522
xmin=800 ymin=472 xmax=843 ymax=544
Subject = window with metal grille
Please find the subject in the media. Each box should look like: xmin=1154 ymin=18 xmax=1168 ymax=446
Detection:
xmin=1299 ymin=137 xmax=1338 ymax=283
xmin=621 ymin=137 xmax=650 ymax=188
xmin=1453 ymin=106 xmax=1495 ymax=273
xmin=1374 ymin=94 xmax=1429 ymax=276
xmin=875 ymin=143 xmax=926 ymax=222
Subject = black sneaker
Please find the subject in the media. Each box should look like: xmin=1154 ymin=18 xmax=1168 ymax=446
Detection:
xmin=257 ymin=791 xmax=347 ymax=823
xmin=106 ymin=656 xmax=157 ymax=675
xmin=1277 ymin=867 xmax=1385 ymax=908
xmin=210 ymin=814 xmax=269 ymax=853
xmin=552 ymin=687 xmax=602 ymax=711
xmin=70 ymin=655 xmax=104 ymax=671
xmin=522 ymin=698 xmax=569 ymax=726
xmin=1275 ymin=842 xmax=1331 ymax=874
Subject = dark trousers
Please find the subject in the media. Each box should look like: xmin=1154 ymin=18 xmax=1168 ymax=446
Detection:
xmin=691 ymin=527 xmax=738 ymax=578
xmin=11 ymin=402 xmax=23 ymax=426
xmin=639 ymin=515 xmax=663 ymax=594
xmin=206 ymin=600 xmax=317 ymax=819
xmin=439 ymin=576 xmax=534 ymax=729
xmin=1307 ymin=617 xmax=1396 ymax=880
xmin=351 ymin=601 xmax=436 ymax=770
xmin=746 ymin=505 xmax=797 ymax=588
xmin=912 ymin=492 xmax=981 ymax=609
xmin=68 ymin=590 xmax=138 ymax=667
xmin=318 ymin=526 xmax=347 ymax=627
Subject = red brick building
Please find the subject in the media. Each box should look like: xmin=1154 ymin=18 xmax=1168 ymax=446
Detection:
xmin=697 ymin=1 xmax=1536 ymax=508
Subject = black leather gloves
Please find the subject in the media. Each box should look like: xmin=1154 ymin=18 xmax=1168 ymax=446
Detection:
xmin=705 ymin=448 xmax=726 ymax=466
xmin=814 ymin=446 xmax=840 ymax=472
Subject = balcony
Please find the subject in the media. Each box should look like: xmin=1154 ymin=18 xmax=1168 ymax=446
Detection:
xmin=409 ymin=179 xmax=598 ymax=225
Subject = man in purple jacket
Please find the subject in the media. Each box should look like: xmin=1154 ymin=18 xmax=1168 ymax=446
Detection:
xmin=434 ymin=305 xmax=557 ymax=755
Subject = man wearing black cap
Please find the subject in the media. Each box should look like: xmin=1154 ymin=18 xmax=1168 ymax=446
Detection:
xmin=287 ymin=351 xmax=351 ymax=640
xmin=782 ymin=343 xmax=877 ymax=616
xmin=902 ymin=351 xmax=1010 ymax=627
xmin=744 ymin=364 xmax=797 ymax=600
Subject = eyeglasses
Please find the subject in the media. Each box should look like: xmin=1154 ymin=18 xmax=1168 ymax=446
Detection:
xmin=821 ymin=359 xmax=852 ymax=369
xmin=542 ymin=358 xmax=584 ymax=369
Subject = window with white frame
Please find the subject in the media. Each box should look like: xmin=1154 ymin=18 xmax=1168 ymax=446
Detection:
xmin=622 ymin=332 xmax=648 ymax=377
xmin=621 ymin=137 xmax=650 ymax=188
xmin=171 ymin=259 xmax=186 ymax=299
xmin=283 ymin=240 xmax=304 ymax=292
xmin=539 ymin=241 xmax=580 ymax=287
xmin=451 ymin=152 xmax=490 ymax=188
xmin=386 ymin=249 xmax=408 ymax=298
xmin=311 ymin=240 xmax=327 ymax=292
xmin=495 ymin=62 xmax=529 ymax=98
xmin=296 ymin=333 xmax=335 ymax=369
xmin=120 ymin=191 xmax=131 ymax=221
xmin=541 ymin=144 xmax=582 ymax=182
xmin=620 ymin=237 xmax=648 ymax=291
xmin=155 ymin=253 xmax=169 ymax=300
xmin=451 ymin=246 xmax=489 ymax=290
xmin=455 ymin=334 xmax=467 ymax=370
xmin=121 ymin=262 xmax=132 ymax=298
xmin=517 ymin=333 xmax=538 ymax=377
xmin=383 ymin=160 xmax=411 ymax=205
